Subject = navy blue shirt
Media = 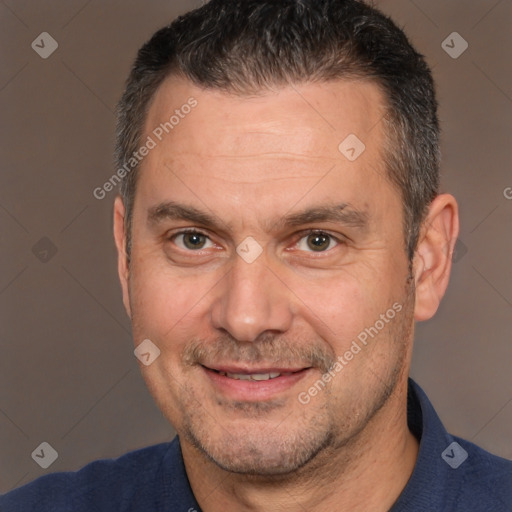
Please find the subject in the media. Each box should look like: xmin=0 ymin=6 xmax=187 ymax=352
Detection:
xmin=1 ymin=379 xmax=511 ymax=511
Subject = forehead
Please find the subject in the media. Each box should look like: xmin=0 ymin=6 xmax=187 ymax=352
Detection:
xmin=136 ymin=76 xmax=397 ymax=229
xmin=144 ymin=75 xmax=387 ymax=164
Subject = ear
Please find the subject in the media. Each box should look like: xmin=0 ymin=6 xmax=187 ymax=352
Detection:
xmin=113 ymin=195 xmax=132 ymax=318
xmin=412 ymin=194 xmax=459 ymax=321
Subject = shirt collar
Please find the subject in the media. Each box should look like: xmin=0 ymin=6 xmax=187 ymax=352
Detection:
xmin=389 ymin=378 xmax=458 ymax=511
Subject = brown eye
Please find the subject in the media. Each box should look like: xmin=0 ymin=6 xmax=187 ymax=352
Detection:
xmin=307 ymin=233 xmax=331 ymax=251
xmin=296 ymin=231 xmax=339 ymax=253
xmin=174 ymin=231 xmax=212 ymax=250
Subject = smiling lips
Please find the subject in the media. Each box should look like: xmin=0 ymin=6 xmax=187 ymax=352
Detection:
xmin=216 ymin=370 xmax=294 ymax=381
xmin=203 ymin=364 xmax=310 ymax=399
xmin=206 ymin=364 xmax=307 ymax=380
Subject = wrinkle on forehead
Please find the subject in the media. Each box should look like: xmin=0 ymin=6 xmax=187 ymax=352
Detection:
xmin=143 ymin=76 xmax=386 ymax=162
xmin=136 ymin=77 xmax=393 ymax=228
xmin=166 ymin=151 xmax=339 ymax=162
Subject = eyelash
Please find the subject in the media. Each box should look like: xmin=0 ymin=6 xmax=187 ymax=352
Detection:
xmin=169 ymin=228 xmax=345 ymax=254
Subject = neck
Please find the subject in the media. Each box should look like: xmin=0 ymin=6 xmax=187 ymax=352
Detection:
xmin=181 ymin=382 xmax=419 ymax=512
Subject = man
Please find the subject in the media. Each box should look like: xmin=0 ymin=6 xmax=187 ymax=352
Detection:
xmin=1 ymin=0 xmax=511 ymax=510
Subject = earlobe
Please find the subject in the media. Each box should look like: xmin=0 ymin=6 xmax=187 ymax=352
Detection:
xmin=113 ymin=196 xmax=132 ymax=318
xmin=413 ymin=194 xmax=459 ymax=322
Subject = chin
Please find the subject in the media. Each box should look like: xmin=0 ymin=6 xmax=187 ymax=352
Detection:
xmin=181 ymin=413 xmax=335 ymax=476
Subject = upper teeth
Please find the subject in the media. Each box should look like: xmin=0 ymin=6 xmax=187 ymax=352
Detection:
xmin=219 ymin=371 xmax=285 ymax=381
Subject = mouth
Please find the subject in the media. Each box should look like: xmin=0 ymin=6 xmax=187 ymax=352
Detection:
xmin=216 ymin=371 xmax=291 ymax=381
xmin=201 ymin=364 xmax=312 ymax=401
xmin=207 ymin=365 xmax=304 ymax=379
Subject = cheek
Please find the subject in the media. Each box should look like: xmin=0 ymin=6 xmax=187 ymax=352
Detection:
xmin=128 ymin=257 xmax=215 ymax=344
xmin=288 ymin=261 xmax=403 ymax=352
xmin=288 ymin=271 xmax=368 ymax=346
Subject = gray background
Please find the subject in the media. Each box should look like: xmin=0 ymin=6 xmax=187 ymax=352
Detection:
xmin=1 ymin=0 xmax=511 ymax=493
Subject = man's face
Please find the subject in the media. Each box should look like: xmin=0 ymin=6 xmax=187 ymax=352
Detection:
xmin=118 ymin=77 xmax=416 ymax=475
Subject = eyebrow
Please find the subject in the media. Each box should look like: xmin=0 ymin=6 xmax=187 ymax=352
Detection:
xmin=147 ymin=200 xmax=369 ymax=232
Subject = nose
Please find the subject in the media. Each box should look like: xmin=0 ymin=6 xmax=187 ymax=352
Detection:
xmin=210 ymin=249 xmax=294 ymax=342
